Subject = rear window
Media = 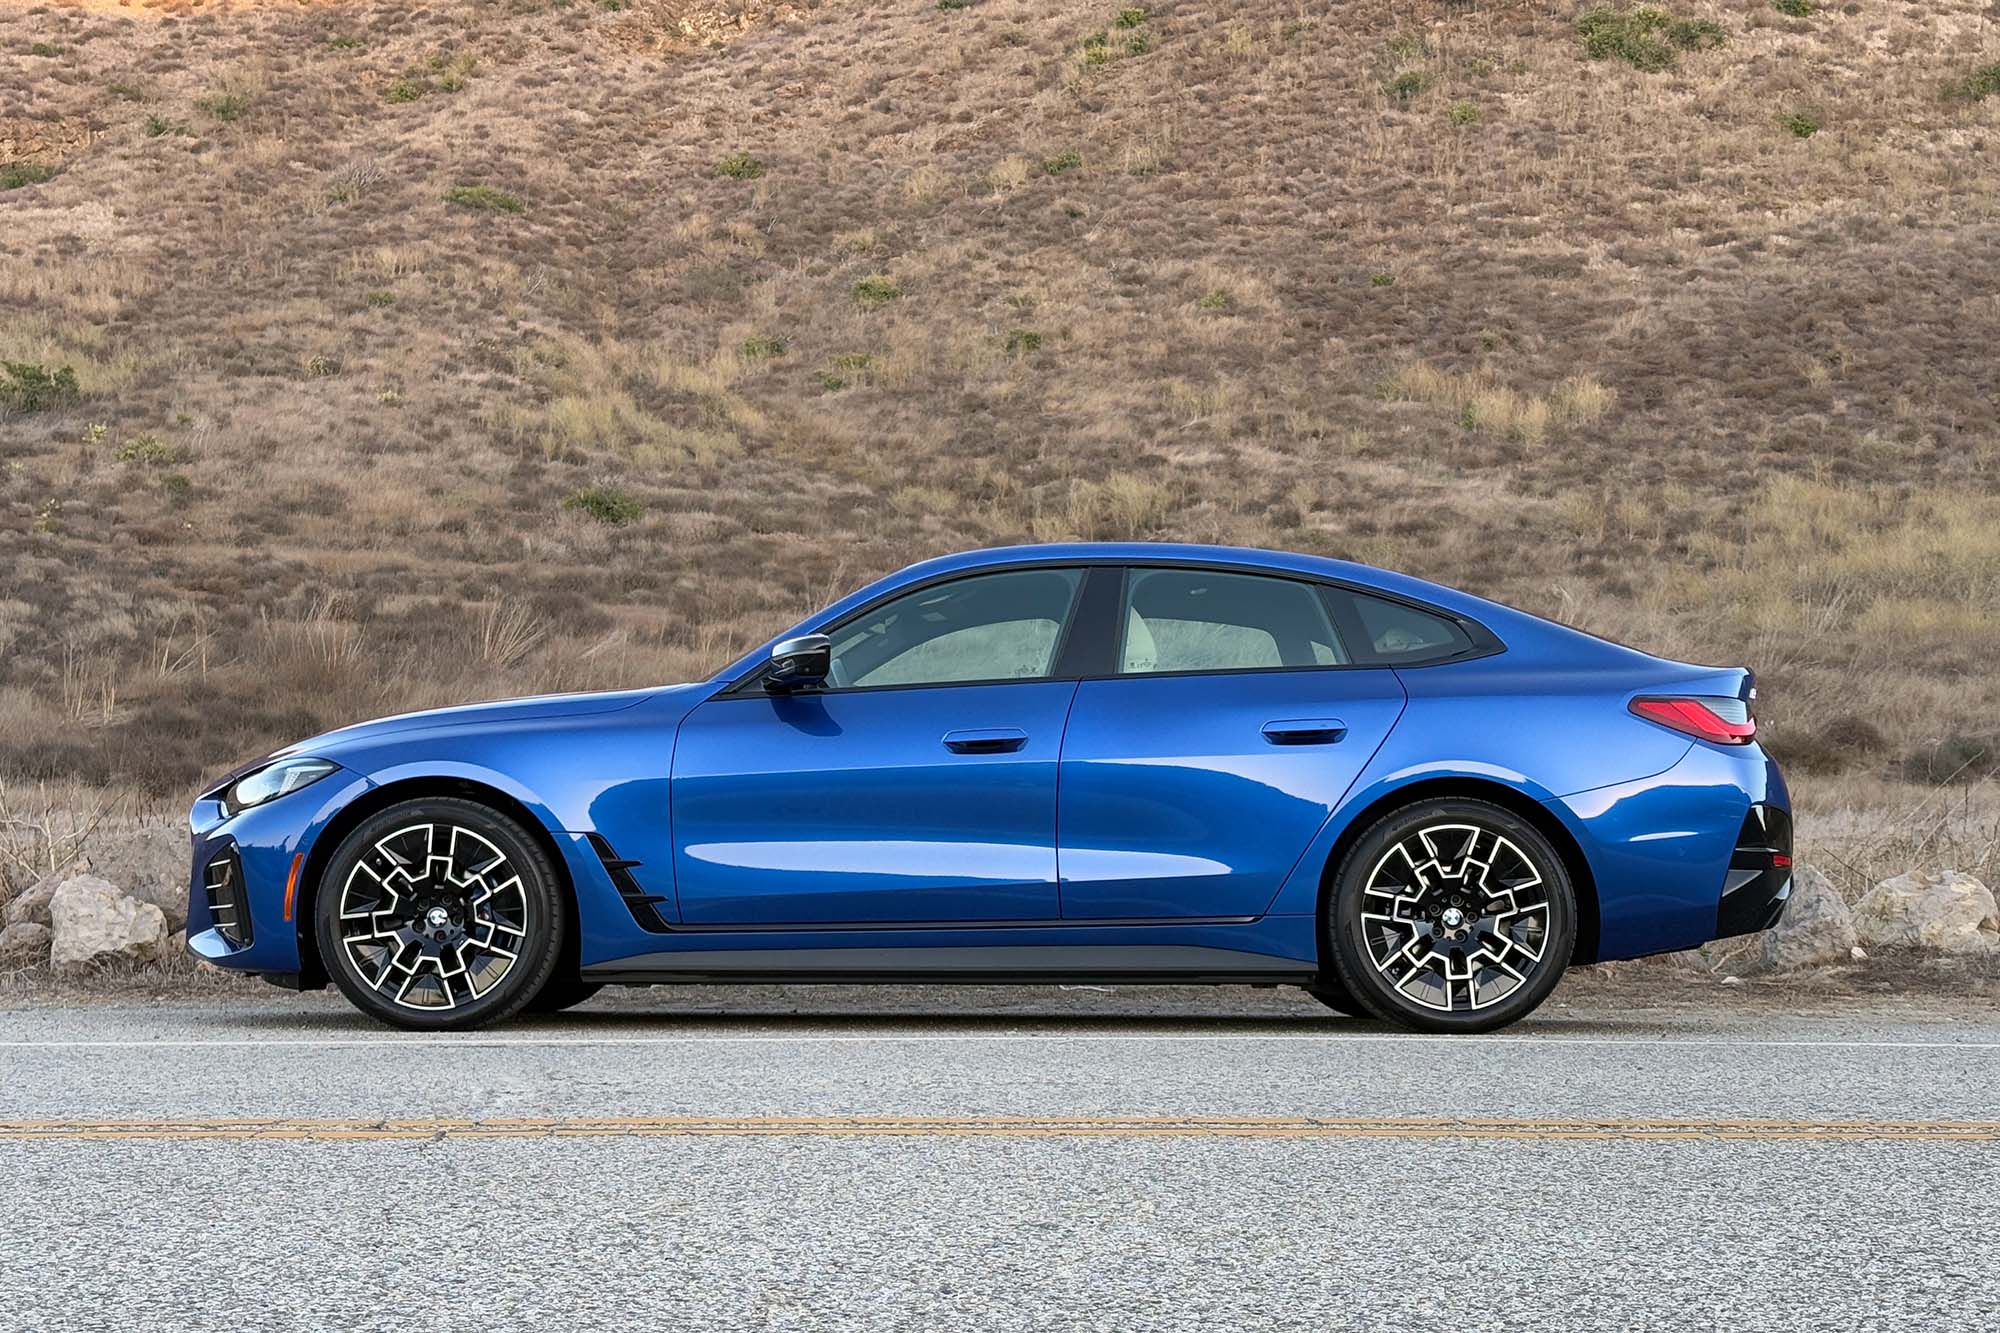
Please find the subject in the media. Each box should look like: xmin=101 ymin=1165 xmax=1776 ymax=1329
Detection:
xmin=1321 ymin=587 xmax=1479 ymax=666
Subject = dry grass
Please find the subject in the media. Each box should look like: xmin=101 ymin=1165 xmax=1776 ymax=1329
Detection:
xmin=0 ymin=0 xmax=1995 ymax=833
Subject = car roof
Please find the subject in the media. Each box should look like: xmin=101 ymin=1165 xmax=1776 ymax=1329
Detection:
xmin=878 ymin=543 xmax=1505 ymax=621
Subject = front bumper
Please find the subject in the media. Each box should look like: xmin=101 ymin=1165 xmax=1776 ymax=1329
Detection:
xmin=185 ymin=767 xmax=373 ymax=976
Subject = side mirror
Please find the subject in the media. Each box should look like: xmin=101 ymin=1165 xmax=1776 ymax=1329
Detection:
xmin=767 ymin=633 xmax=832 ymax=691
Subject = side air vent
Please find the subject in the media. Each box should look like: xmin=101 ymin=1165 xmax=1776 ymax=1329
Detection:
xmin=587 ymin=833 xmax=675 ymax=934
xmin=204 ymin=850 xmax=252 ymax=949
xmin=1715 ymin=804 xmax=1793 ymax=939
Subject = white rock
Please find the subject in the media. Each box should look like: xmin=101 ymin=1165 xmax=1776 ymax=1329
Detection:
xmin=2 ymin=875 xmax=60 ymax=929
xmin=48 ymin=874 xmax=170 ymax=972
xmin=82 ymin=825 xmax=188 ymax=932
xmin=1758 ymin=865 xmax=1857 ymax=970
xmin=0 ymin=921 xmax=52 ymax=967
xmin=1851 ymin=871 xmax=1999 ymax=955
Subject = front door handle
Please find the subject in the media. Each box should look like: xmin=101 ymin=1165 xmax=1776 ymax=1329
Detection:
xmin=943 ymin=728 xmax=1029 ymax=755
xmin=1262 ymin=718 xmax=1347 ymax=745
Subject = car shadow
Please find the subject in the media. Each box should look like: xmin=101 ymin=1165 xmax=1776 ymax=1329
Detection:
xmin=224 ymin=993 xmax=1692 ymax=1039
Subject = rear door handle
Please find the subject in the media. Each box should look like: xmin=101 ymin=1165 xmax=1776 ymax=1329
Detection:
xmin=1262 ymin=718 xmax=1347 ymax=745
xmin=943 ymin=728 xmax=1029 ymax=755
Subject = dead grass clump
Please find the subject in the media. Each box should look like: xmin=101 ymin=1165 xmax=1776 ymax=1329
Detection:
xmin=1392 ymin=364 xmax=1615 ymax=444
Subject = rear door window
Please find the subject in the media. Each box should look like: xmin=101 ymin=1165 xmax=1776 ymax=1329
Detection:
xmin=1118 ymin=569 xmax=1347 ymax=674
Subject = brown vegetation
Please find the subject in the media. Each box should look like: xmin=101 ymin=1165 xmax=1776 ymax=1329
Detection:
xmin=1 ymin=0 xmax=1996 ymax=853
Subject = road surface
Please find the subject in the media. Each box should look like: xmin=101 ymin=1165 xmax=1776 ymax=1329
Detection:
xmin=2 ymin=983 xmax=1996 ymax=1332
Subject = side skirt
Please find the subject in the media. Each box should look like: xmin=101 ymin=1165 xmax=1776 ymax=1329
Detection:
xmin=581 ymin=943 xmax=1315 ymax=986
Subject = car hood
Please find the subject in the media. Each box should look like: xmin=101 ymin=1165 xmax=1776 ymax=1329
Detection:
xmin=278 ymin=685 xmax=684 ymax=757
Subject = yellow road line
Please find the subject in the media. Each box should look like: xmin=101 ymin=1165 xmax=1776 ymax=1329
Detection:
xmin=1 ymin=1116 xmax=1996 ymax=1143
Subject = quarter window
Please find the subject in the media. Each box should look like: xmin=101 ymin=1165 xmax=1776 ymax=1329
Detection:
xmin=824 ymin=568 xmax=1084 ymax=689
xmin=1118 ymin=569 xmax=1346 ymax=675
xmin=1324 ymin=587 xmax=1477 ymax=665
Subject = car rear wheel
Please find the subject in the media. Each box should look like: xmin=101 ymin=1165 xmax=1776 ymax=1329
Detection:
xmin=315 ymin=798 xmax=564 ymax=1031
xmin=1324 ymin=798 xmax=1576 ymax=1034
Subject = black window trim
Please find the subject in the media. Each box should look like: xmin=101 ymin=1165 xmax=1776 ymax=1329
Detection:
xmin=726 ymin=557 xmax=1503 ymax=697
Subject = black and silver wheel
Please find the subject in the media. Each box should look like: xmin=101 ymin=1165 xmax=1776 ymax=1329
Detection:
xmin=315 ymin=798 xmax=564 ymax=1031
xmin=1325 ymin=798 xmax=1575 ymax=1033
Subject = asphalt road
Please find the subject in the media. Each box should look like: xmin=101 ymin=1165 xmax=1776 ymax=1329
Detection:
xmin=3 ymin=984 xmax=1997 ymax=1332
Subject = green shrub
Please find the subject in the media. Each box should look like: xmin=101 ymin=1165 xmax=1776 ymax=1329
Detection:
xmin=717 ymin=152 xmax=765 ymax=180
xmin=1042 ymin=150 xmax=1082 ymax=175
xmin=1195 ymin=291 xmax=1230 ymax=311
xmin=1778 ymin=110 xmax=1819 ymax=138
xmin=938 ymin=0 xmax=972 ymax=10
xmin=1385 ymin=70 xmax=1428 ymax=102
xmin=1577 ymin=8 xmax=1725 ymax=72
xmin=143 ymin=114 xmax=188 ymax=137
xmin=1370 ymin=272 xmax=1396 ymax=287
xmin=161 ymin=473 xmax=194 ymax=503
xmin=195 ymin=91 xmax=252 ymax=122
xmin=1 ymin=362 xmax=80 ymax=413
xmin=0 ymin=162 xmax=56 ymax=189
xmin=1114 ymin=8 xmax=1146 ymax=28
xmin=1004 ymin=329 xmax=1043 ymax=355
xmin=366 ymin=291 xmax=395 ymax=308
xmin=117 ymin=434 xmax=183 ymax=465
xmin=107 ymin=82 xmax=144 ymax=101
xmin=385 ymin=54 xmax=475 ymax=103
xmin=445 ymin=185 xmax=524 ymax=213
xmin=29 ymin=42 xmax=64 ymax=57
xmin=1448 ymin=99 xmax=1480 ymax=126
xmin=740 ymin=335 xmax=788 ymax=360
xmin=1947 ymin=63 xmax=2000 ymax=103
xmin=1772 ymin=0 xmax=1813 ymax=15
xmin=327 ymin=35 xmax=364 ymax=50
xmin=1126 ymin=32 xmax=1152 ymax=55
xmin=852 ymin=276 xmax=902 ymax=309
xmin=817 ymin=353 xmax=874 ymax=390
xmin=563 ymin=486 xmax=643 ymax=526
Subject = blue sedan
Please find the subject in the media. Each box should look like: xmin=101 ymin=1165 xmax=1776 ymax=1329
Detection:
xmin=186 ymin=544 xmax=1792 ymax=1032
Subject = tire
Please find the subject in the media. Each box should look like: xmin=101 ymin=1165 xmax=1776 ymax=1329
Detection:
xmin=524 ymin=975 xmax=604 ymax=1014
xmin=1324 ymin=798 xmax=1576 ymax=1034
xmin=1304 ymin=975 xmax=1363 ymax=1017
xmin=315 ymin=797 xmax=566 ymax=1031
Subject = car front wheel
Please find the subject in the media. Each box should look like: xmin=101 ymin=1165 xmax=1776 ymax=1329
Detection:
xmin=315 ymin=797 xmax=565 ymax=1031
xmin=1324 ymin=798 xmax=1576 ymax=1034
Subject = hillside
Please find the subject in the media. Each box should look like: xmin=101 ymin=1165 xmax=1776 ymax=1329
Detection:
xmin=2 ymin=0 xmax=1997 ymax=884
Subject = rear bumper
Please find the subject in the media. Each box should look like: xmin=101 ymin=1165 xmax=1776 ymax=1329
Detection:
xmin=1547 ymin=743 xmax=1789 ymax=962
xmin=1714 ymin=802 xmax=1793 ymax=938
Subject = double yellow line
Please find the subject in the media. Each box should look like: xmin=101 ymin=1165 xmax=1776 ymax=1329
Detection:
xmin=3 ymin=1115 xmax=1997 ymax=1143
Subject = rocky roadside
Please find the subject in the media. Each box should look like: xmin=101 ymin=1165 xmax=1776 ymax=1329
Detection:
xmin=1 ymin=826 xmax=1997 ymax=998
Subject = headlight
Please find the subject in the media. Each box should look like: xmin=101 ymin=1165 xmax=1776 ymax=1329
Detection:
xmin=224 ymin=757 xmax=337 ymax=815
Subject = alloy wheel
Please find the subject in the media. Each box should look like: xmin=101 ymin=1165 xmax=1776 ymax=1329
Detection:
xmin=335 ymin=822 xmax=531 ymax=1012
xmin=1357 ymin=821 xmax=1554 ymax=1013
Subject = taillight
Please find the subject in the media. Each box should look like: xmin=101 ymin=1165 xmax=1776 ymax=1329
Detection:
xmin=1629 ymin=695 xmax=1757 ymax=745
